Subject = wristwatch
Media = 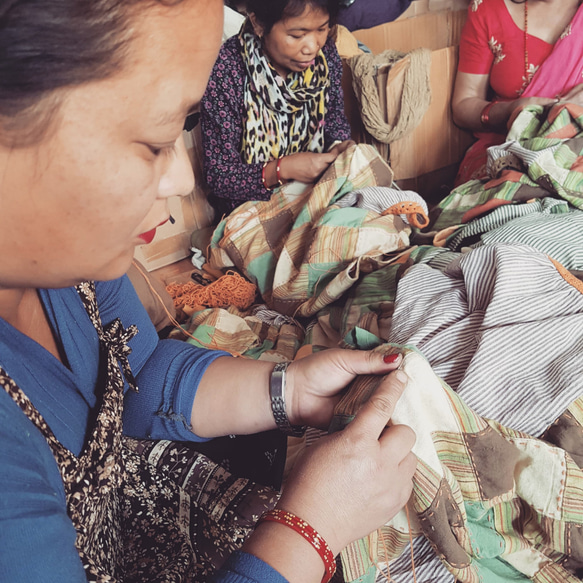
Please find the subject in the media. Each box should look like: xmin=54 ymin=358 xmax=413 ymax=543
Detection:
xmin=270 ymin=362 xmax=307 ymax=437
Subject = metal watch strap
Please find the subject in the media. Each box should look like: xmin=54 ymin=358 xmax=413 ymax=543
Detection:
xmin=270 ymin=362 xmax=306 ymax=437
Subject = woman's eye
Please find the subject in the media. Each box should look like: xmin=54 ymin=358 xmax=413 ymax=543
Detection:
xmin=145 ymin=142 xmax=176 ymax=158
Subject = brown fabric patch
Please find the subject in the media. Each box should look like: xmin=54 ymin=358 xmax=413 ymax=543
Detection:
xmin=263 ymin=207 xmax=295 ymax=255
xmin=566 ymin=523 xmax=583 ymax=571
xmin=369 ymin=155 xmax=394 ymax=186
xmin=542 ymin=410 xmax=583 ymax=468
xmin=567 ymin=137 xmax=583 ymax=158
xmin=464 ymin=425 xmax=520 ymax=499
xmin=535 ymin=174 xmax=559 ymax=196
xmin=223 ymin=240 xmax=246 ymax=273
xmin=417 ymin=479 xmax=470 ymax=569
xmin=512 ymin=183 xmax=552 ymax=202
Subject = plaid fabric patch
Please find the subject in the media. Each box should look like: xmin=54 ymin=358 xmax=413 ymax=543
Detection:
xmin=333 ymin=345 xmax=583 ymax=583
xmin=432 ymin=102 xmax=583 ymax=231
xmin=207 ymin=145 xmax=413 ymax=319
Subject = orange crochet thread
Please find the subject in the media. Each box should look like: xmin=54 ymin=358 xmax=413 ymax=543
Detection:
xmin=382 ymin=202 xmax=429 ymax=229
xmin=166 ymin=270 xmax=257 ymax=311
xmin=131 ymin=260 xmax=246 ymax=354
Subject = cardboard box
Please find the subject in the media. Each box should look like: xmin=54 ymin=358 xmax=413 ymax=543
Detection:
xmin=353 ymin=9 xmax=467 ymax=54
xmin=134 ymin=125 xmax=216 ymax=272
xmin=384 ymin=45 xmax=474 ymax=180
xmin=343 ymin=10 xmax=474 ymax=201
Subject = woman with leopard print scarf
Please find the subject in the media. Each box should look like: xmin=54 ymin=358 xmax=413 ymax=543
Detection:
xmin=201 ymin=0 xmax=354 ymax=217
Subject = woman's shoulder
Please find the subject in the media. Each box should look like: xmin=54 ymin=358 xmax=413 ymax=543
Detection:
xmin=205 ymin=35 xmax=245 ymax=95
xmin=463 ymin=0 xmax=509 ymax=38
xmin=468 ymin=0 xmax=505 ymax=20
xmin=323 ymin=34 xmax=340 ymax=58
xmin=215 ymin=35 xmax=245 ymax=69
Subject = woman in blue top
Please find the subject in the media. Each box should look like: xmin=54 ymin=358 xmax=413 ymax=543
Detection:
xmin=0 ymin=1 xmax=417 ymax=582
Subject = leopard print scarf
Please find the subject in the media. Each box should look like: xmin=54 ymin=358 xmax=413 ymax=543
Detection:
xmin=239 ymin=21 xmax=329 ymax=164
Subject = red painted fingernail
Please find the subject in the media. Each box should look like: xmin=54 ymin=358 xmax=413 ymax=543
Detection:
xmin=383 ymin=353 xmax=400 ymax=364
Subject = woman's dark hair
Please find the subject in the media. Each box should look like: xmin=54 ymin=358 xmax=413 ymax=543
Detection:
xmin=245 ymin=0 xmax=340 ymax=34
xmin=0 ymin=0 xmax=182 ymax=145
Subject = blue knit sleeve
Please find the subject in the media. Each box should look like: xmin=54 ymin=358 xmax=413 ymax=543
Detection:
xmin=123 ymin=338 xmax=230 ymax=441
xmin=212 ymin=551 xmax=289 ymax=583
xmin=95 ymin=278 xmax=231 ymax=442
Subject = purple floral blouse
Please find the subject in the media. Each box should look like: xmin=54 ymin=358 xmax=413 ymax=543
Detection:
xmin=201 ymin=34 xmax=351 ymax=217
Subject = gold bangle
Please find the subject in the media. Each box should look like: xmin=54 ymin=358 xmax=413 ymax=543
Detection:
xmin=275 ymin=157 xmax=284 ymax=187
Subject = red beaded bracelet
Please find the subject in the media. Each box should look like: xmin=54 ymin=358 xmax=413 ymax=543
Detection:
xmin=257 ymin=508 xmax=336 ymax=583
xmin=480 ymin=100 xmax=497 ymax=127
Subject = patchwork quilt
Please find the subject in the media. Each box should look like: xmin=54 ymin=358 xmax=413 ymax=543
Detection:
xmin=171 ymin=109 xmax=583 ymax=582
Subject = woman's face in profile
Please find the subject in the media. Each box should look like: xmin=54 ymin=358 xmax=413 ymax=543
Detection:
xmin=0 ymin=0 xmax=222 ymax=289
xmin=260 ymin=5 xmax=330 ymax=78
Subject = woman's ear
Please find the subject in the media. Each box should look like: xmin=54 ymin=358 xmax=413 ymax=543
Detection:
xmin=248 ymin=13 xmax=264 ymax=38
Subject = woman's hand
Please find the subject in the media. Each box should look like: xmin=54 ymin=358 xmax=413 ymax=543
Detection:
xmin=269 ymin=141 xmax=355 ymax=185
xmin=277 ymin=151 xmax=337 ymax=184
xmin=281 ymin=368 xmax=417 ymax=554
xmin=328 ymin=139 xmax=356 ymax=158
xmin=243 ymin=369 xmax=417 ymax=582
xmin=286 ymin=348 xmax=403 ymax=430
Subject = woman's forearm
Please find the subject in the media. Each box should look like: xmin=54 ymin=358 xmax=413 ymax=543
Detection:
xmin=453 ymin=97 xmax=514 ymax=132
xmin=241 ymin=521 xmax=330 ymax=583
xmin=190 ymin=356 xmax=279 ymax=438
xmin=453 ymin=95 xmax=558 ymax=133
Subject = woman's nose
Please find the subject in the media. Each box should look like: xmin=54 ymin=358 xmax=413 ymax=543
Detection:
xmin=302 ymin=34 xmax=319 ymax=55
xmin=158 ymin=134 xmax=195 ymax=199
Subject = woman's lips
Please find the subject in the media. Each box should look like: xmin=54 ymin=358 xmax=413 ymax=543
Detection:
xmin=138 ymin=228 xmax=157 ymax=244
xmin=137 ymin=218 xmax=169 ymax=245
xmin=295 ymin=58 xmax=316 ymax=69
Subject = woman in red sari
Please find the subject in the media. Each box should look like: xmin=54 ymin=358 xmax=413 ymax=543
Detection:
xmin=452 ymin=0 xmax=583 ymax=186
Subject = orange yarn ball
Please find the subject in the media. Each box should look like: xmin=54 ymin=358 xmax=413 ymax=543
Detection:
xmin=167 ymin=271 xmax=257 ymax=312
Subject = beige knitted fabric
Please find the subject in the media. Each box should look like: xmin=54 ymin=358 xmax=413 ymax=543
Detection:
xmin=348 ymin=48 xmax=432 ymax=144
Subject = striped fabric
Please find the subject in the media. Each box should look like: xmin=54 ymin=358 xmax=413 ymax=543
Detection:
xmin=432 ymin=102 xmax=583 ymax=231
xmin=389 ymin=244 xmax=583 ymax=437
xmin=335 ymin=263 xmax=583 ymax=581
xmin=443 ymin=198 xmax=583 ymax=269
xmin=331 ymin=244 xmax=583 ymax=583
xmin=335 ymin=185 xmax=429 ymax=226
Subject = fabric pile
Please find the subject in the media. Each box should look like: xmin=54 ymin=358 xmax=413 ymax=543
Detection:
xmin=172 ymin=104 xmax=583 ymax=581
